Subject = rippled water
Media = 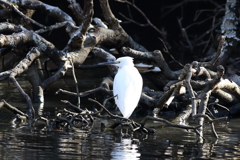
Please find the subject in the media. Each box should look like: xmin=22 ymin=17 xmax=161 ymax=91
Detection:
xmin=0 ymin=64 xmax=240 ymax=159
xmin=0 ymin=118 xmax=240 ymax=159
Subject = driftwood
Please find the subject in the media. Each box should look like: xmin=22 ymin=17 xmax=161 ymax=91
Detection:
xmin=0 ymin=0 xmax=239 ymax=139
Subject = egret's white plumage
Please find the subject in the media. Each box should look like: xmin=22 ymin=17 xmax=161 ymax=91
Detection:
xmin=113 ymin=57 xmax=143 ymax=118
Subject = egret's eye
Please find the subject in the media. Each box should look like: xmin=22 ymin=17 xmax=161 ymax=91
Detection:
xmin=116 ymin=61 xmax=120 ymax=64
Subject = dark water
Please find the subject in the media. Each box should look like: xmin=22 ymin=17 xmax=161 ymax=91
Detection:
xmin=0 ymin=66 xmax=240 ymax=160
xmin=0 ymin=117 xmax=240 ymax=160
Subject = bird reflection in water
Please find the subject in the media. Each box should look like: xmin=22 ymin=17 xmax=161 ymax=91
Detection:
xmin=111 ymin=138 xmax=140 ymax=160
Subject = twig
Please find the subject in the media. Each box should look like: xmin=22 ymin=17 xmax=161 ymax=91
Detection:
xmin=211 ymin=122 xmax=218 ymax=138
xmin=177 ymin=18 xmax=193 ymax=51
xmin=197 ymin=20 xmax=222 ymax=42
xmin=35 ymin=21 xmax=77 ymax=35
xmin=60 ymin=100 xmax=83 ymax=112
xmin=193 ymin=114 xmax=227 ymax=138
xmin=208 ymin=102 xmax=230 ymax=112
xmin=115 ymin=0 xmax=163 ymax=36
xmin=0 ymin=0 xmax=46 ymax=28
xmin=56 ymin=87 xmax=112 ymax=97
xmin=119 ymin=12 xmax=149 ymax=27
xmin=9 ymin=74 xmax=35 ymax=119
xmin=69 ymin=58 xmax=81 ymax=108
xmin=31 ymin=116 xmax=50 ymax=126
xmin=140 ymin=115 xmax=202 ymax=130
xmin=63 ymin=108 xmax=102 ymax=116
xmin=158 ymin=38 xmax=183 ymax=67
xmin=184 ymin=64 xmax=197 ymax=116
xmin=193 ymin=114 xmax=227 ymax=123
xmin=56 ymin=115 xmax=75 ymax=128
xmin=88 ymin=97 xmax=129 ymax=121
xmin=199 ymin=35 xmax=226 ymax=67
xmin=1 ymin=99 xmax=28 ymax=118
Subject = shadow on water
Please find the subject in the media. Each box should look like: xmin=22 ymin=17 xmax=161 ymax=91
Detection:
xmin=0 ymin=61 xmax=240 ymax=159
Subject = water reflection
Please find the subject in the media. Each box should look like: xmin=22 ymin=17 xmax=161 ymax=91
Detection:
xmin=0 ymin=119 xmax=240 ymax=159
xmin=111 ymin=138 xmax=141 ymax=160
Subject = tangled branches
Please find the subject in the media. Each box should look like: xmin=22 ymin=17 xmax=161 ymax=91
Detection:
xmin=0 ymin=0 xmax=239 ymax=140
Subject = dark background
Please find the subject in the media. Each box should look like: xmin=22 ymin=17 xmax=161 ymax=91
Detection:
xmin=34 ymin=0 xmax=227 ymax=65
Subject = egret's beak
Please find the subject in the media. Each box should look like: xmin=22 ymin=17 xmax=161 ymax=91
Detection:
xmin=98 ymin=61 xmax=117 ymax=66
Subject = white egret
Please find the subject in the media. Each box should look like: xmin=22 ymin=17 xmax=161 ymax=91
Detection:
xmin=99 ymin=57 xmax=143 ymax=118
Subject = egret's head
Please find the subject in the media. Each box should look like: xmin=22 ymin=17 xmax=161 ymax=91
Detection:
xmin=115 ymin=57 xmax=134 ymax=68
xmin=98 ymin=56 xmax=134 ymax=68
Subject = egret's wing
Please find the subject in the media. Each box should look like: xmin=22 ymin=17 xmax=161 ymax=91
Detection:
xmin=113 ymin=66 xmax=143 ymax=118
